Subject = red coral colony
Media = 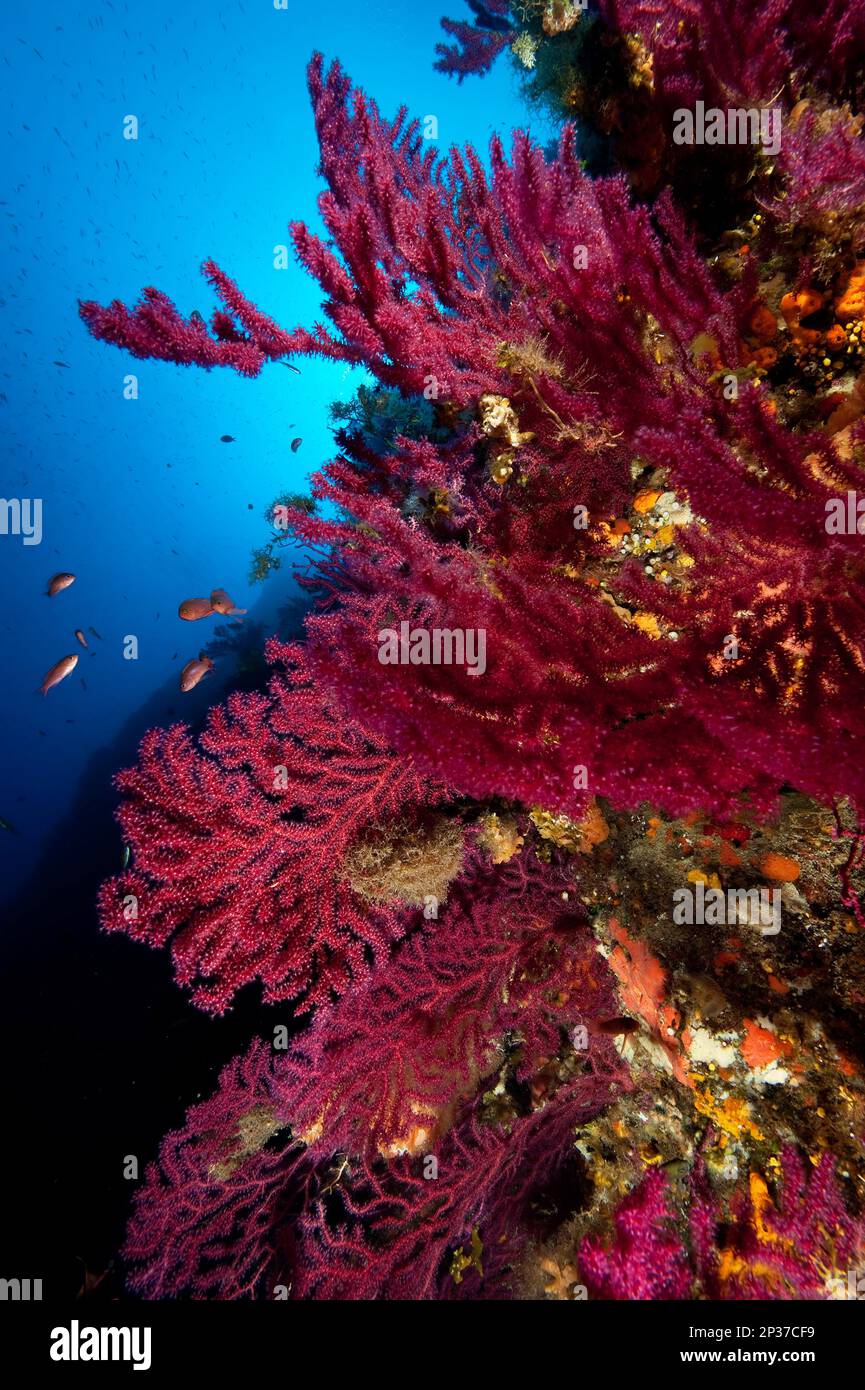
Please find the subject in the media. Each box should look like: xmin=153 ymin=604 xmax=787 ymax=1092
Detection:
xmin=80 ymin=2 xmax=865 ymax=1300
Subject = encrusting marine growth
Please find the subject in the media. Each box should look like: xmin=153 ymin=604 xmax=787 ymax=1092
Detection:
xmin=80 ymin=1 xmax=865 ymax=1298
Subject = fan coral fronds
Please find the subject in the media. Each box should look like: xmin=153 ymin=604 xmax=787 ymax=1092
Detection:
xmin=83 ymin=54 xmax=865 ymax=822
xmin=123 ymin=855 xmax=627 ymax=1298
xmin=295 ymin=1079 xmax=611 ymax=1300
xmin=81 ymin=1 xmax=865 ymax=1303
xmin=123 ymin=1042 xmax=303 ymax=1299
xmin=98 ymin=642 xmax=448 ymax=1013
xmin=435 ymin=1 xmax=513 ymax=82
xmin=573 ymin=1147 xmax=865 ymax=1302
xmin=692 ymin=1148 xmax=865 ymax=1299
xmin=278 ymin=851 xmax=626 ymax=1161
xmin=578 ymin=1167 xmax=693 ymax=1299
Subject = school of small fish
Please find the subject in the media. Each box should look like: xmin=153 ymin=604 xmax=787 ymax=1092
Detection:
xmin=36 ymin=574 xmax=251 ymax=698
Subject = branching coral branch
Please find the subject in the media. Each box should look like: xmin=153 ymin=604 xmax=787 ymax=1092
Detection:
xmin=98 ymin=642 xmax=449 ymax=1012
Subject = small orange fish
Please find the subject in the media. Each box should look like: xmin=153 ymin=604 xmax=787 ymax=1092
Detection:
xmin=40 ymin=653 xmax=79 ymax=694
xmin=74 ymin=629 xmax=88 ymax=648
xmin=47 ymin=572 xmax=75 ymax=597
xmin=180 ymin=652 xmax=214 ymax=692
xmin=178 ymin=597 xmax=215 ymax=621
xmin=210 ymin=588 xmax=247 ymax=617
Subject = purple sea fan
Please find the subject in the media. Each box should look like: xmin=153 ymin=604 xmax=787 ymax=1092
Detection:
xmin=295 ymin=1080 xmax=617 ymax=1301
xmin=122 ymin=1042 xmax=307 ymax=1299
xmin=273 ymin=851 xmax=627 ymax=1165
xmin=783 ymin=0 xmax=865 ymax=100
xmin=123 ymin=858 xmax=628 ymax=1299
xmin=691 ymin=1148 xmax=865 ymax=1300
xmin=77 ymin=281 xmax=289 ymax=378
xmin=765 ymin=104 xmax=865 ymax=244
xmin=577 ymin=1168 xmax=693 ymax=1299
xmin=436 ymin=0 xmax=865 ymax=109
xmin=74 ymin=15 xmax=865 ymax=1304
xmin=575 ymin=1149 xmax=865 ymax=1302
xmin=599 ymin=1 xmax=865 ymax=109
xmin=435 ymin=1 xmax=513 ymax=82
xmin=599 ymin=0 xmax=793 ymax=111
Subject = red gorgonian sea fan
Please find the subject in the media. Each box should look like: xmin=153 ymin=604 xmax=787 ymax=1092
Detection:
xmin=434 ymin=0 xmax=513 ymax=83
xmin=80 ymin=2 xmax=865 ymax=1303
xmin=82 ymin=54 xmax=865 ymax=828
xmin=577 ymin=1166 xmax=693 ymax=1300
xmin=435 ymin=1 xmax=865 ymax=226
xmin=577 ymin=1148 xmax=865 ymax=1301
xmin=123 ymin=855 xmax=628 ymax=1299
xmin=435 ymin=1 xmax=865 ymax=105
xmin=691 ymin=1148 xmax=865 ymax=1300
xmin=98 ymin=641 xmax=449 ymax=1013
xmin=271 ymin=853 xmax=626 ymax=1162
xmin=125 ymin=1058 xmax=620 ymax=1300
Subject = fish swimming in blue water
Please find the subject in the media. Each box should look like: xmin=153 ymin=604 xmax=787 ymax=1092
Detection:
xmin=47 ymin=572 xmax=75 ymax=597
xmin=40 ymin=653 xmax=78 ymax=694
xmin=180 ymin=652 xmax=214 ymax=692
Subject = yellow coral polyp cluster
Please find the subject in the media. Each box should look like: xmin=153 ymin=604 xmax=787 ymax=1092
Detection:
xmin=478 ymin=812 xmax=525 ymax=864
xmin=511 ymin=32 xmax=540 ymax=70
xmin=530 ymin=799 xmax=610 ymax=853
xmin=478 ymin=393 xmax=534 ymax=449
xmin=478 ymin=392 xmax=535 ymax=485
xmin=623 ymin=32 xmax=654 ymax=91
xmin=692 ymin=1088 xmax=764 ymax=1145
xmin=208 ymin=1104 xmax=284 ymax=1181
